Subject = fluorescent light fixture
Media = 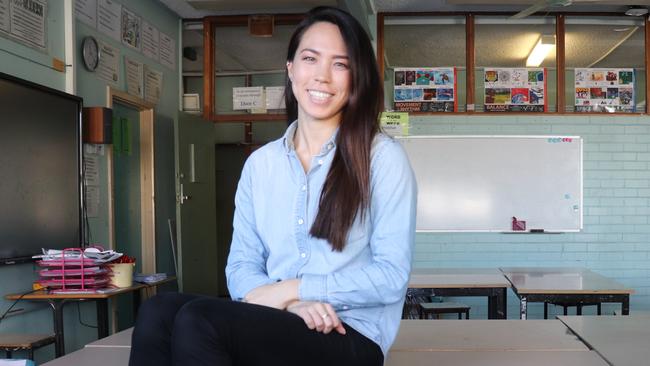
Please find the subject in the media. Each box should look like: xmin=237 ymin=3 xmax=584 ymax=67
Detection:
xmin=526 ymin=35 xmax=555 ymax=67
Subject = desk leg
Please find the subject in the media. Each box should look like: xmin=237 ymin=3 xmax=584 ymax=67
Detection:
xmin=622 ymin=296 xmax=630 ymax=315
xmin=133 ymin=288 xmax=142 ymax=319
xmin=520 ymin=296 xmax=527 ymax=320
xmin=48 ymin=300 xmax=66 ymax=357
xmin=496 ymin=288 xmax=507 ymax=319
xmin=488 ymin=294 xmax=496 ymax=319
xmin=97 ymin=299 xmax=109 ymax=339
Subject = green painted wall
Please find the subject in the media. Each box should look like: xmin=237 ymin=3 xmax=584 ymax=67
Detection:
xmin=0 ymin=0 xmax=180 ymax=362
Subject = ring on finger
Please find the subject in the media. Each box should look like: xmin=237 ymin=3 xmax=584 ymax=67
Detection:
xmin=321 ymin=313 xmax=329 ymax=319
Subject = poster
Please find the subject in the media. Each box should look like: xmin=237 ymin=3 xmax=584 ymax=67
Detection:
xmin=265 ymin=86 xmax=285 ymax=109
xmin=85 ymin=185 xmax=100 ymax=218
xmin=380 ymin=112 xmax=409 ymax=136
xmin=144 ymin=66 xmax=163 ymax=105
xmin=97 ymin=0 xmax=120 ymax=42
xmin=97 ymin=40 xmax=119 ymax=85
xmin=124 ymin=56 xmax=144 ymax=98
xmin=159 ymin=31 xmax=176 ymax=70
xmin=9 ymin=0 xmax=46 ymax=50
xmin=0 ymin=0 xmax=11 ymax=33
xmin=393 ymin=67 xmax=456 ymax=112
xmin=233 ymin=87 xmax=264 ymax=110
xmin=121 ymin=6 xmax=140 ymax=50
xmin=484 ymin=68 xmax=547 ymax=112
xmin=141 ymin=20 xmax=159 ymax=61
xmin=75 ymin=0 xmax=97 ymax=28
xmin=574 ymin=68 xmax=635 ymax=113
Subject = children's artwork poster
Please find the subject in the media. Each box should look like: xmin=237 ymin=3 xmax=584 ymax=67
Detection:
xmin=121 ymin=6 xmax=141 ymax=51
xmin=484 ymin=68 xmax=547 ymax=112
xmin=393 ymin=67 xmax=457 ymax=112
xmin=574 ymin=68 xmax=635 ymax=113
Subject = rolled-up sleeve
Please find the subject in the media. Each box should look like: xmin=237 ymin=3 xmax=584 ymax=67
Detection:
xmin=299 ymin=139 xmax=417 ymax=309
xmin=226 ymin=158 xmax=276 ymax=300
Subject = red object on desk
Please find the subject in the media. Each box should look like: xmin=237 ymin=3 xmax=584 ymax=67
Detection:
xmin=512 ymin=217 xmax=526 ymax=231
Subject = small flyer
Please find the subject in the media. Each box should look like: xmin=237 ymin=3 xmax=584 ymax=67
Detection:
xmin=393 ymin=67 xmax=457 ymax=112
xmin=574 ymin=68 xmax=635 ymax=113
xmin=97 ymin=40 xmax=119 ymax=85
xmin=265 ymin=86 xmax=285 ymax=110
xmin=484 ymin=67 xmax=547 ymax=112
xmin=141 ymin=20 xmax=159 ymax=61
xmin=97 ymin=0 xmax=121 ymax=42
xmin=75 ymin=0 xmax=97 ymax=28
xmin=380 ymin=112 xmax=409 ymax=137
xmin=233 ymin=86 xmax=264 ymax=110
xmin=144 ymin=66 xmax=163 ymax=105
xmin=124 ymin=56 xmax=144 ymax=98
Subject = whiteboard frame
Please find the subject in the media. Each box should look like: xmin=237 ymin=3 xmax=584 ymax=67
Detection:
xmin=396 ymin=135 xmax=583 ymax=233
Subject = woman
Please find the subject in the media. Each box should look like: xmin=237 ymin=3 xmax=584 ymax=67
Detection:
xmin=129 ymin=6 xmax=416 ymax=366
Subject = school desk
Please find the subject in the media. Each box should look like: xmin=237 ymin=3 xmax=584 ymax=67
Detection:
xmin=558 ymin=315 xmax=650 ymax=366
xmin=500 ymin=267 xmax=633 ymax=319
xmin=84 ymin=328 xmax=132 ymax=348
xmin=5 ymin=277 xmax=175 ymax=357
xmin=390 ymin=319 xmax=588 ymax=352
xmin=384 ymin=350 xmax=610 ymax=366
xmin=41 ymin=345 xmax=130 ymax=366
xmin=408 ymin=268 xmax=510 ymax=319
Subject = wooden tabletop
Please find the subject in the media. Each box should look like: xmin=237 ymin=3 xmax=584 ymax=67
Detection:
xmin=5 ymin=276 xmax=177 ymax=300
xmin=558 ymin=315 xmax=650 ymax=366
xmin=384 ymin=351 xmax=607 ymax=366
xmin=500 ymin=267 xmax=634 ymax=295
xmin=42 ymin=345 xmax=130 ymax=366
xmin=391 ymin=320 xmax=588 ymax=352
xmin=385 ymin=350 xmax=609 ymax=366
xmin=409 ymin=268 xmax=511 ymax=289
xmin=0 ymin=334 xmax=55 ymax=348
xmin=85 ymin=328 xmax=132 ymax=348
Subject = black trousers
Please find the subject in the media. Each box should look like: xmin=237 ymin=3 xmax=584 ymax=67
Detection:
xmin=128 ymin=293 xmax=384 ymax=366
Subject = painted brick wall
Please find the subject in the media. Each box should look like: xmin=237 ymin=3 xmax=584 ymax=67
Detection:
xmin=408 ymin=114 xmax=650 ymax=318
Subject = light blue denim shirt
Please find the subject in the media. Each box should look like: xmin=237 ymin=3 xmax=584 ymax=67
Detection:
xmin=226 ymin=121 xmax=417 ymax=355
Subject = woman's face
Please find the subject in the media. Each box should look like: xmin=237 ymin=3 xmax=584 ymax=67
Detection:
xmin=287 ymin=21 xmax=351 ymax=126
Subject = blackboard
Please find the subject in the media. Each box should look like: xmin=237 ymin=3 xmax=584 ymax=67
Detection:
xmin=397 ymin=136 xmax=583 ymax=232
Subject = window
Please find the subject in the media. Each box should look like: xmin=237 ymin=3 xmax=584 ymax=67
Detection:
xmin=565 ymin=16 xmax=645 ymax=113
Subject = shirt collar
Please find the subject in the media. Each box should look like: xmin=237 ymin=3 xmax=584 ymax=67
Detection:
xmin=282 ymin=120 xmax=339 ymax=156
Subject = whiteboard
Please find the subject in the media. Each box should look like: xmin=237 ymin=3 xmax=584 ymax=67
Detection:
xmin=398 ymin=136 xmax=583 ymax=232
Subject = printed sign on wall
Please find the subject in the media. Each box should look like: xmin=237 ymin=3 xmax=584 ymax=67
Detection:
xmin=393 ymin=67 xmax=457 ymax=112
xmin=484 ymin=68 xmax=547 ymax=112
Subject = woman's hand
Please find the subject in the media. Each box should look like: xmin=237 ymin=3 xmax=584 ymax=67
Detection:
xmin=244 ymin=279 xmax=300 ymax=309
xmin=286 ymin=301 xmax=346 ymax=335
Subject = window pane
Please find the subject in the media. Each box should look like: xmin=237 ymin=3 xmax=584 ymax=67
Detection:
xmin=214 ymin=24 xmax=295 ymax=115
xmin=475 ymin=16 xmax=556 ymax=112
xmin=383 ymin=16 xmax=466 ymax=112
xmin=565 ymin=16 xmax=645 ymax=113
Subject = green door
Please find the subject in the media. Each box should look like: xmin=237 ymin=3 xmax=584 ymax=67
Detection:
xmin=175 ymin=112 xmax=218 ymax=295
xmin=112 ymin=102 xmax=141 ymax=329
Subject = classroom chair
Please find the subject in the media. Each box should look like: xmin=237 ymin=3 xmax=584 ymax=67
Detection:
xmin=0 ymin=334 xmax=55 ymax=360
xmin=544 ymin=302 xmax=601 ymax=319
xmin=419 ymin=302 xmax=471 ymax=319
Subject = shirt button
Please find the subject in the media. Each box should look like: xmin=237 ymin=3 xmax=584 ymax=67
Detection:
xmin=318 ymin=159 xmax=324 ymax=165
xmin=343 ymin=305 xmax=349 ymax=310
xmin=298 ymin=218 xmax=304 ymax=225
xmin=327 ymin=143 xmax=333 ymax=150
xmin=300 ymin=252 xmax=306 ymax=258
xmin=301 ymin=185 xmax=307 ymax=191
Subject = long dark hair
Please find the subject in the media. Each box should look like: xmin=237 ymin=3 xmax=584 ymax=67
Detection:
xmin=285 ymin=7 xmax=383 ymax=251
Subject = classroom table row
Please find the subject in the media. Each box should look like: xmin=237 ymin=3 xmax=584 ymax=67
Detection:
xmin=408 ymin=267 xmax=634 ymax=319
xmin=42 ymin=316 xmax=650 ymax=366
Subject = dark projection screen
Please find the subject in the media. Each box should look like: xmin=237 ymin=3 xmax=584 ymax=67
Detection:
xmin=0 ymin=72 xmax=83 ymax=264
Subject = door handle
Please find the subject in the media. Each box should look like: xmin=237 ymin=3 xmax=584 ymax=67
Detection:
xmin=179 ymin=183 xmax=191 ymax=204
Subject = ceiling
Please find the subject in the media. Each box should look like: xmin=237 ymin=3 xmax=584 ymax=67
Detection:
xmin=170 ymin=0 xmax=649 ymax=73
